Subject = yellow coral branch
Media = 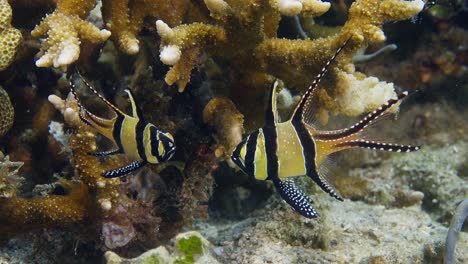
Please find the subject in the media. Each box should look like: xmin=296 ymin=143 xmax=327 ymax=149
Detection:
xmin=32 ymin=0 xmax=110 ymax=68
xmin=0 ymin=0 xmax=22 ymax=71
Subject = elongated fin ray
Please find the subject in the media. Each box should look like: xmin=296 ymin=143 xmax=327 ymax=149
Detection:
xmin=70 ymin=80 xmax=108 ymax=126
xmin=291 ymin=38 xmax=350 ymax=122
xmin=266 ymin=80 xmax=280 ymax=125
xmin=316 ymin=90 xmax=417 ymax=140
xmin=102 ymin=160 xmax=146 ymax=178
xmin=76 ymin=71 xmax=126 ymax=116
xmin=272 ymin=178 xmax=318 ymax=218
xmin=70 ymin=80 xmax=117 ymax=141
xmin=124 ymin=89 xmax=145 ymax=120
xmin=338 ymin=140 xmax=420 ymax=153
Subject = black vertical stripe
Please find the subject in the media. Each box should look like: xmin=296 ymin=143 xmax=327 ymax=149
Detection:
xmin=292 ymin=115 xmax=342 ymax=200
xmin=262 ymin=126 xmax=278 ymax=180
xmin=265 ymin=81 xmax=277 ymax=126
xmin=136 ymin=121 xmax=147 ymax=161
xmin=245 ymin=130 xmax=259 ymax=176
xmin=150 ymin=126 xmax=162 ymax=161
xmin=291 ymin=114 xmax=317 ymax=181
xmin=113 ymin=114 xmax=125 ymax=151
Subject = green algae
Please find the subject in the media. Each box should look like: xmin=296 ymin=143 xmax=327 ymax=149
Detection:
xmin=175 ymin=235 xmax=203 ymax=264
xmin=141 ymin=255 xmax=161 ymax=264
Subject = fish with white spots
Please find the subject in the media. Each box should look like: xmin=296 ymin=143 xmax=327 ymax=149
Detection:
xmin=231 ymin=38 xmax=420 ymax=218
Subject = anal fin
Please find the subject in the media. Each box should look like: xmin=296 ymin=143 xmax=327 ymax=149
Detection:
xmin=102 ymin=160 xmax=146 ymax=178
xmin=308 ymin=173 xmax=343 ymax=201
xmin=272 ymin=178 xmax=318 ymax=218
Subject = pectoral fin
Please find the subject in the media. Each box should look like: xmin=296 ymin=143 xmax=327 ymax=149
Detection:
xmin=89 ymin=149 xmax=122 ymax=157
xmin=272 ymin=177 xmax=318 ymax=218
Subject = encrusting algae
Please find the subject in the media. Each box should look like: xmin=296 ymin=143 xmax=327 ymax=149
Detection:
xmin=0 ymin=0 xmax=22 ymax=71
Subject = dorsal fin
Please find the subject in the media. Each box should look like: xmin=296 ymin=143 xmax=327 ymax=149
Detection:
xmin=290 ymin=38 xmax=350 ymax=122
xmin=76 ymin=71 xmax=125 ymax=116
xmin=69 ymin=79 xmax=93 ymax=127
xmin=124 ymin=88 xmax=145 ymax=120
xmin=265 ymin=79 xmax=280 ymax=125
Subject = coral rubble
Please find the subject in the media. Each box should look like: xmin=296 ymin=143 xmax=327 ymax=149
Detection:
xmin=0 ymin=0 xmax=22 ymax=71
xmin=105 ymin=231 xmax=219 ymax=264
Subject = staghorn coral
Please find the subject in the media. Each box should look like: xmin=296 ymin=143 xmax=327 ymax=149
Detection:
xmin=0 ymin=86 xmax=14 ymax=138
xmin=101 ymin=0 xmax=198 ymax=55
xmin=0 ymin=0 xmax=22 ymax=71
xmin=0 ymin=92 xmax=122 ymax=237
xmin=32 ymin=0 xmax=111 ymax=69
xmin=30 ymin=0 xmax=208 ymax=68
xmin=157 ymin=0 xmax=423 ymax=122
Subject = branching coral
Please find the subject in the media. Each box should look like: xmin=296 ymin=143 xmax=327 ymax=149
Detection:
xmin=0 ymin=0 xmax=22 ymax=71
xmin=30 ymin=0 xmax=207 ymax=68
xmin=32 ymin=0 xmax=111 ymax=68
xmin=101 ymin=0 xmax=195 ymax=55
xmin=157 ymin=0 xmax=423 ymax=122
xmin=0 ymin=86 xmax=14 ymax=138
xmin=0 ymin=92 xmax=122 ymax=237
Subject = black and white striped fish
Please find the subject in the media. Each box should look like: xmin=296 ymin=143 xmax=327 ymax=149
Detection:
xmin=231 ymin=39 xmax=420 ymax=218
xmin=70 ymin=74 xmax=176 ymax=178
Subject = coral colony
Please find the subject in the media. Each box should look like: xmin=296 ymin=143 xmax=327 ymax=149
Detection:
xmin=4 ymin=0 xmax=455 ymax=257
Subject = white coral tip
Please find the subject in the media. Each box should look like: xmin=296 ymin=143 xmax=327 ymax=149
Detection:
xmin=64 ymin=107 xmax=78 ymax=124
xmin=100 ymin=199 xmax=112 ymax=211
xmin=278 ymin=0 xmax=303 ymax=16
xmin=412 ymin=0 xmax=425 ymax=11
xmin=100 ymin=29 xmax=111 ymax=39
xmin=127 ymin=40 xmax=140 ymax=55
xmin=56 ymin=45 xmax=80 ymax=67
xmin=48 ymin=94 xmax=64 ymax=109
xmin=204 ymin=0 xmax=230 ymax=16
xmin=36 ymin=55 xmax=52 ymax=67
xmin=160 ymin=45 xmax=181 ymax=65
xmin=156 ymin=20 xmax=174 ymax=40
